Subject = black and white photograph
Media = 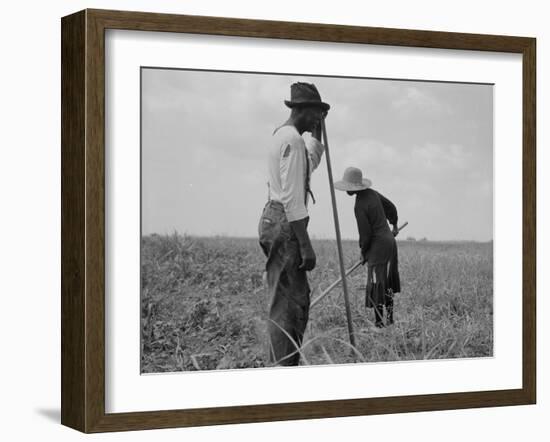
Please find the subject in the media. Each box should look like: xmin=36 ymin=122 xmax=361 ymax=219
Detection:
xmin=140 ymin=68 xmax=493 ymax=373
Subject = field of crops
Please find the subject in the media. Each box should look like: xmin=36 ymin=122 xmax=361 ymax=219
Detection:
xmin=141 ymin=234 xmax=493 ymax=373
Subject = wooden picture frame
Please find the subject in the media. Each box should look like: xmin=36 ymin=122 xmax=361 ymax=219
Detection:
xmin=61 ymin=8 xmax=536 ymax=433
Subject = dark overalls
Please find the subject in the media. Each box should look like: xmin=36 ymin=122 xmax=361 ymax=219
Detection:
xmin=258 ymin=201 xmax=310 ymax=366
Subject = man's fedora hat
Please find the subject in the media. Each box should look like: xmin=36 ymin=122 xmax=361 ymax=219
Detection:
xmin=284 ymin=82 xmax=331 ymax=111
xmin=334 ymin=167 xmax=372 ymax=192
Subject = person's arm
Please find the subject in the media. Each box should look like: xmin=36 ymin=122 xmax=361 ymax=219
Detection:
xmin=311 ymin=110 xmax=328 ymax=142
xmin=306 ymin=111 xmax=327 ymax=171
xmin=289 ymin=218 xmax=316 ymax=271
xmin=355 ymin=204 xmax=373 ymax=264
xmin=304 ymin=135 xmax=325 ymax=172
xmin=377 ymin=192 xmax=399 ymax=235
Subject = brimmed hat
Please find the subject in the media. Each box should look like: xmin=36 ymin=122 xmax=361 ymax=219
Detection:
xmin=334 ymin=167 xmax=372 ymax=192
xmin=284 ymin=82 xmax=330 ymax=111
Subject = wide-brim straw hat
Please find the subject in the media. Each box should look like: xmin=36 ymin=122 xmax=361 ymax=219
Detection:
xmin=334 ymin=167 xmax=372 ymax=192
xmin=284 ymin=82 xmax=331 ymax=111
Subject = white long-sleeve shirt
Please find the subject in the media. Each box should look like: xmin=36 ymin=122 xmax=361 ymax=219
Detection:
xmin=266 ymin=125 xmax=325 ymax=222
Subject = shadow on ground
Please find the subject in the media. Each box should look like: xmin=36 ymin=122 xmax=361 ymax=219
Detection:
xmin=35 ymin=408 xmax=60 ymax=423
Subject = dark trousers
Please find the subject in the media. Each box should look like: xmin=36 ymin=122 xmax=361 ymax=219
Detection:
xmin=258 ymin=201 xmax=310 ymax=366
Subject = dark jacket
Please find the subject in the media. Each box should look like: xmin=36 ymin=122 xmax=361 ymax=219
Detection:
xmin=354 ymin=189 xmax=398 ymax=265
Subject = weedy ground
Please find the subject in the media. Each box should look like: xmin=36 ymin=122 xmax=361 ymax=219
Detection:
xmin=141 ymin=234 xmax=493 ymax=373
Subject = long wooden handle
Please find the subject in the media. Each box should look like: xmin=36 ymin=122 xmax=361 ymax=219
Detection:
xmin=311 ymin=260 xmax=362 ymax=309
xmin=396 ymin=221 xmax=408 ymax=232
xmin=321 ymin=120 xmax=356 ymax=348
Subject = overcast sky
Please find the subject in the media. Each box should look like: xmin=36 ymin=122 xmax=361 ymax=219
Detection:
xmin=141 ymin=68 xmax=493 ymax=241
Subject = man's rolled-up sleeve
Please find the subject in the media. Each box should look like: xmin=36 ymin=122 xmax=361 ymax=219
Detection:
xmin=305 ymin=136 xmax=325 ymax=171
xmin=280 ymin=137 xmax=308 ymax=222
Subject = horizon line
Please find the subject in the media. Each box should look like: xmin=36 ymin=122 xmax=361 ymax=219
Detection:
xmin=141 ymin=232 xmax=494 ymax=243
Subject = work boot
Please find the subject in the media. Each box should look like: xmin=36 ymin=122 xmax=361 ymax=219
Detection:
xmin=374 ymin=304 xmax=385 ymax=328
xmin=386 ymin=306 xmax=394 ymax=325
xmin=386 ymin=290 xmax=394 ymax=325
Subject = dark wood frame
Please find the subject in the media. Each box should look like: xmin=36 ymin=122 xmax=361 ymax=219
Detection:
xmin=61 ymin=8 xmax=536 ymax=433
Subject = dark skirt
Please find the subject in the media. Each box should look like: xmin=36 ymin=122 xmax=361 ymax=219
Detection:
xmin=365 ymin=239 xmax=400 ymax=308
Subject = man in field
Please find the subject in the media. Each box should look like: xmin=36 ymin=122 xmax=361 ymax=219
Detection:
xmin=258 ymin=82 xmax=329 ymax=366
